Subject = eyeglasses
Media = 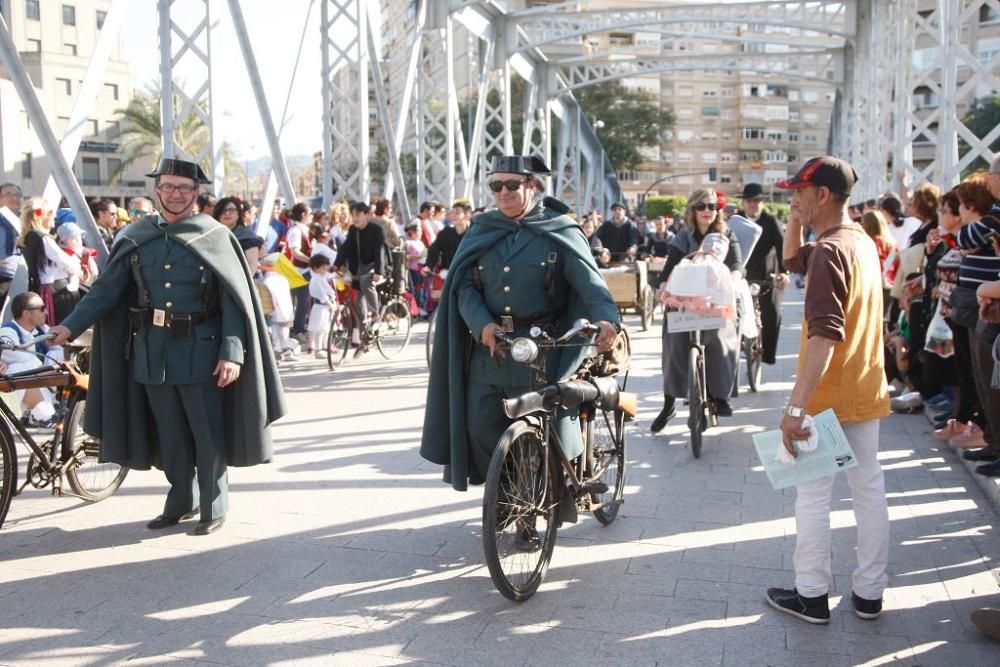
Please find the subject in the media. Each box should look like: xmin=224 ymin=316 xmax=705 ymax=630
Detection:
xmin=221 ymin=206 xmax=239 ymax=214
xmin=487 ymin=178 xmax=527 ymax=193
xmin=156 ymin=183 xmax=198 ymax=195
xmin=692 ymin=202 xmax=718 ymax=212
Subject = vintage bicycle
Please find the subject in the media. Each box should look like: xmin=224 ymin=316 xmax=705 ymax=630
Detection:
xmin=741 ymin=279 xmax=770 ymax=393
xmin=482 ymin=319 xmax=635 ymax=601
xmin=0 ymin=334 xmax=128 ymax=530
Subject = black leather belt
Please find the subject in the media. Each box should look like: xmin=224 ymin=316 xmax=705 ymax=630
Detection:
xmin=498 ymin=313 xmax=558 ymax=334
xmin=129 ymin=307 xmax=219 ymax=337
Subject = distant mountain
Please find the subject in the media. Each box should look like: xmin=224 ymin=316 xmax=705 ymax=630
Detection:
xmin=243 ymin=154 xmax=314 ymax=177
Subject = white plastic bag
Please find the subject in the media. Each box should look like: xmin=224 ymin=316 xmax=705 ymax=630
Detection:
xmin=923 ymin=299 xmax=954 ymax=359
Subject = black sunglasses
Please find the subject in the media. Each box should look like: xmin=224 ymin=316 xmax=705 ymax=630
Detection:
xmin=487 ymin=178 xmax=527 ymax=193
xmin=692 ymin=202 xmax=718 ymax=212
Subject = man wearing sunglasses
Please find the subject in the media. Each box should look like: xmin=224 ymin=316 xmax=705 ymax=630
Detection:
xmin=128 ymin=196 xmax=155 ymax=223
xmin=50 ymin=158 xmax=285 ymax=536
xmin=421 ymin=154 xmax=620 ymax=496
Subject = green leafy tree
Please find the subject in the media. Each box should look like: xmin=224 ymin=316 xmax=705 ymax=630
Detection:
xmin=576 ymin=81 xmax=674 ymax=172
xmin=111 ymin=88 xmax=243 ymax=190
xmin=959 ymin=96 xmax=1000 ymax=175
xmin=645 ymin=195 xmax=687 ymax=220
xmin=370 ymin=144 xmax=418 ymax=202
xmin=763 ymin=202 xmax=790 ymax=222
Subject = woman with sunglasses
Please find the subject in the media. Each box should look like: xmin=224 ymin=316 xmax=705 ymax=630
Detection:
xmin=651 ymin=189 xmax=743 ymax=432
xmin=17 ymin=198 xmax=83 ymax=326
xmin=212 ymin=197 xmax=264 ymax=272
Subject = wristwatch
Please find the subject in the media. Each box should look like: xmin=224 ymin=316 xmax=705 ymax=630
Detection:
xmin=784 ymin=405 xmax=805 ymax=418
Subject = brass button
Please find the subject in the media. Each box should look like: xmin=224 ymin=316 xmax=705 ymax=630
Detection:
xmin=540 ymin=262 xmax=546 ymax=266
xmin=199 ymin=266 xmax=204 ymax=270
xmin=478 ymin=265 xmax=484 ymax=271
xmin=503 ymin=266 xmax=510 ymax=273
xmin=504 ymin=306 xmax=511 ymax=313
xmin=503 ymin=286 xmax=511 ymax=293
xmin=164 ymin=264 xmax=171 ymax=270
xmin=165 ymin=301 xmax=173 ymax=308
xmin=164 ymin=282 xmax=172 ymax=288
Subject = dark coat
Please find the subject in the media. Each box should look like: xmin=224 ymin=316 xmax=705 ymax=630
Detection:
xmin=62 ymin=214 xmax=286 ymax=470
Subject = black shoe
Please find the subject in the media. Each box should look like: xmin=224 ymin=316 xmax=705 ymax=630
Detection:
xmin=963 ymin=448 xmax=998 ymax=462
xmin=147 ymin=510 xmax=197 ymax=530
xmin=651 ymin=398 xmax=676 ymax=433
xmin=193 ymin=517 xmax=226 ymax=535
xmin=714 ymin=399 xmax=733 ymax=417
xmin=975 ymin=459 xmax=1000 ymax=477
xmin=852 ymin=591 xmax=883 ymax=620
xmin=765 ymin=587 xmax=830 ymax=624
xmin=514 ymin=525 xmax=540 ymax=552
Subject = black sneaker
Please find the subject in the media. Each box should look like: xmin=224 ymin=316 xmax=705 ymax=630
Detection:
xmin=852 ymin=591 xmax=882 ymax=620
xmin=714 ymin=399 xmax=733 ymax=417
xmin=651 ymin=398 xmax=676 ymax=433
xmin=765 ymin=588 xmax=830 ymax=624
xmin=963 ymin=448 xmax=997 ymax=462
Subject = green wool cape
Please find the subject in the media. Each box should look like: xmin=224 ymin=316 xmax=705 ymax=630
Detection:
xmin=79 ymin=214 xmax=287 ymax=470
xmin=420 ymin=199 xmax=610 ymax=491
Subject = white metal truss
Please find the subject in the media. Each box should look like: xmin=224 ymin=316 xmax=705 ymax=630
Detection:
xmin=157 ymin=0 xmax=226 ymax=196
xmin=415 ymin=16 xmax=456 ymax=205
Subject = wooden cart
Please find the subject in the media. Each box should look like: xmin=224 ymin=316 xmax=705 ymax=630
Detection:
xmin=599 ymin=261 xmax=656 ymax=331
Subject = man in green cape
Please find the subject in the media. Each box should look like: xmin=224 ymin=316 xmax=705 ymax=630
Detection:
xmin=421 ymin=155 xmax=620 ymax=491
xmin=51 ymin=158 xmax=286 ymax=535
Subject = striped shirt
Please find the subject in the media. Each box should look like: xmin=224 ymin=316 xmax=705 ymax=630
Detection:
xmin=957 ymin=204 xmax=1000 ymax=288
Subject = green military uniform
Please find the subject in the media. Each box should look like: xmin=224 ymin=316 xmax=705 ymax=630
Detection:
xmin=61 ymin=213 xmax=285 ymax=521
xmin=421 ymin=197 xmax=619 ymax=490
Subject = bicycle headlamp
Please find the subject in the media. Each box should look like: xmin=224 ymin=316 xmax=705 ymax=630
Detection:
xmin=511 ymin=337 xmax=539 ymax=363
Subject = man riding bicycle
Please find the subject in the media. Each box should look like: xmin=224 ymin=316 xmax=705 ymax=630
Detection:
xmin=421 ymin=155 xmax=620 ymax=491
xmin=595 ymin=202 xmax=641 ymax=262
xmin=333 ymin=201 xmax=386 ymax=324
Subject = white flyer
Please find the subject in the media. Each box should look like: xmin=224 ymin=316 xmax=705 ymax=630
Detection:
xmin=751 ymin=408 xmax=857 ymax=490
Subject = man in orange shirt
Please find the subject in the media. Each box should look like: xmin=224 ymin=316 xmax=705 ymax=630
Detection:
xmin=766 ymin=156 xmax=890 ymax=625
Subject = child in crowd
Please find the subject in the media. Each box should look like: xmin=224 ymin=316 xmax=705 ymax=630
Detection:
xmin=404 ymin=222 xmax=427 ymax=310
xmin=307 ymin=254 xmax=337 ymax=358
xmin=258 ymin=253 xmax=297 ymax=361
xmin=56 ymin=222 xmax=98 ymax=290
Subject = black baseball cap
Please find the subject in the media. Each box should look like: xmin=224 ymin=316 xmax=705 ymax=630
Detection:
xmin=776 ymin=156 xmax=858 ymax=198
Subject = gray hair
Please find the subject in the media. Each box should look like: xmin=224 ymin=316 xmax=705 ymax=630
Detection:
xmin=991 ymin=154 xmax=1000 ymax=174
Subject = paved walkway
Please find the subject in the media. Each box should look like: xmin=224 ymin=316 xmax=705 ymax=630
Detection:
xmin=1 ymin=288 xmax=998 ymax=666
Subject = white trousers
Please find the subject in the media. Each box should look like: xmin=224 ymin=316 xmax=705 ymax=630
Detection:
xmin=794 ymin=418 xmax=889 ymax=600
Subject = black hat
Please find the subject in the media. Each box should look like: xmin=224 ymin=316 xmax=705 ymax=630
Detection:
xmin=487 ymin=155 xmax=551 ymax=176
xmin=146 ymin=158 xmax=212 ymax=185
xmin=741 ymin=183 xmax=766 ymax=200
xmin=610 ymin=202 xmax=626 ymax=211
xmin=776 ymin=156 xmax=857 ymax=198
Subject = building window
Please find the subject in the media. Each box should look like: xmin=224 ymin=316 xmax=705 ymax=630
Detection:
xmin=107 ymin=158 xmax=121 ymax=180
xmin=721 ymin=109 xmax=734 ymax=120
xmin=56 ymin=77 xmax=72 ymax=95
xmin=96 ymin=10 xmax=106 ymax=28
xmin=677 ymin=108 xmax=694 ymax=119
xmin=87 ymin=119 xmax=99 ymax=136
xmin=62 ymin=4 xmax=75 ymax=26
xmin=741 ymin=127 xmax=765 ymax=140
xmin=107 ymin=120 xmax=120 ymax=136
xmin=21 ymin=153 xmax=32 ymax=179
xmin=676 ymin=152 xmax=692 ymax=162
xmin=802 ymin=90 xmax=819 ymax=103
xmin=702 ymin=152 xmax=717 ymax=163
xmin=677 ymin=86 xmax=694 ymax=97
xmin=64 ymin=43 xmax=77 ymax=56
xmin=27 ymin=38 xmax=41 ymax=52
xmin=81 ymin=157 xmax=101 ymax=185
xmin=721 ymin=153 xmax=734 ymax=163
xmin=720 ymin=174 xmax=732 ymax=184
xmin=789 ymin=132 xmax=800 ymax=142
xmin=104 ymin=82 xmax=119 ymax=100
xmin=26 ymin=0 xmax=40 ymax=20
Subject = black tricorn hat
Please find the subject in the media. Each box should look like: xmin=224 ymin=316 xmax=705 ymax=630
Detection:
xmin=146 ymin=158 xmax=212 ymax=185
xmin=741 ymin=182 xmax=766 ymax=200
xmin=487 ymin=155 xmax=551 ymax=176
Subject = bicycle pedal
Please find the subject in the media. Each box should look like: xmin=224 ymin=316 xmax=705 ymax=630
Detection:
xmin=580 ymin=480 xmax=610 ymax=495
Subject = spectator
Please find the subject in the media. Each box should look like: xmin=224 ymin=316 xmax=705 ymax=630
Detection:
xmin=0 ymin=291 xmax=63 ymax=427
xmin=88 ymin=198 xmax=119 ymax=250
xmin=581 ymin=213 xmax=611 ymax=267
xmin=596 ymin=202 xmax=641 ymax=262
xmin=860 ymin=210 xmax=896 ymax=283
xmin=330 ymin=201 xmax=350 ymax=249
xmin=905 ymin=183 xmax=941 ymax=246
xmin=128 ymin=196 xmax=155 ymax=222
xmin=879 ymin=193 xmax=921 ymax=251
xmin=403 ymin=222 xmax=427 ymax=311
xmin=212 ymin=196 xmax=264 ymax=271
xmin=285 ymin=202 xmax=314 ymax=339
xmin=196 ymin=192 xmax=216 ymax=215
xmin=643 ymin=216 xmax=672 ymax=258
xmin=767 ymin=155 xmax=889 ymax=625
xmin=55 ymin=221 xmax=97 ymax=309
xmin=258 ymin=253 xmax=296 ymax=361
xmin=306 ymin=254 xmax=337 ymax=358
xmin=412 ymin=201 xmax=437 ymax=247
xmin=370 ymin=196 xmax=402 ymax=248
xmin=263 ymin=201 xmax=287 ymax=254
xmin=0 ymin=183 xmax=23 ymax=313
xmin=18 ymin=198 xmax=81 ymax=325
xmin=310 ymin=223 xmax=337 ymax=264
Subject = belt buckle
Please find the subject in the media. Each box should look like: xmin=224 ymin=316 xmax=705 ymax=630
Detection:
xmin=500 ymin=315 xmax=514 ymax=333
xmin=152 ymin=308 xmax=166 ymax=327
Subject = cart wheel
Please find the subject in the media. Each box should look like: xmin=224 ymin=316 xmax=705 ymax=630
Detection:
xmin=640 ymin=285 xmax=654 ymax=332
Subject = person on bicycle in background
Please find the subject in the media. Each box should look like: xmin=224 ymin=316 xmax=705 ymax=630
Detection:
xmin=595 ymin=202 xmax=641 ymax=262
xmin=738 ymin=183 xmax=790 ymax=365
xmin=423 ymin=200 xmax=471 ymax=279
xmin=421 ymin=154 xmax=620 ymax=492
xmin=651 ymin=189 xmax=743 ymax=432
xmin=0 ymin=291 xmax=64 ymax=427
xmin=334 ymin=201 xmax=386 ymax=326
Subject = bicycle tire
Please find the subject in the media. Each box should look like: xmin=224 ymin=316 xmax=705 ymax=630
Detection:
xmin=688 ymin=346 xmax=704 ymax=459
xmin=483 ymin=420 xmax=558 ymax=602
xmin=591 ymin=407 xmax=627 ymax=525
xmin=327 ymin=304 xmax=351 ymax=371
xmin=745 ymin=337 xmax=763 ymax=392
xmin=0 ymin=421 xmax=16 ymax=529
xmin=375 ymin=298 xmax=413 ymax=359
xmin=425 ymin=310 xmax=436 ymax=369
xmin=640 ymin=285 xmax=654 ymax=332
xmin=62 ymin=396 xmax=128 ymax=502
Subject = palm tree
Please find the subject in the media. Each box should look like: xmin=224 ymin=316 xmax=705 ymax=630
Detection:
xmin=110 ymin=87 xmax=244 ymax=189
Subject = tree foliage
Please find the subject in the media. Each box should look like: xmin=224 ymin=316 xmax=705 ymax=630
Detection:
xmin=959 ymin=96 xmax=1000 ymax=175
xmin=370 ymin=144 xmax=418 ymax=202
xmin=645 ymin=195 xmax=687 ymax=219
xmin=576 ymin=81 xmax=674 ymax=172
xmin=763 ymin=202 xmax=791 ymax=222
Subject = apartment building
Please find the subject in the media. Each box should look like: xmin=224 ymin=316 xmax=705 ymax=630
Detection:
xmin=0 ymin=0 xmax=146 ymax=203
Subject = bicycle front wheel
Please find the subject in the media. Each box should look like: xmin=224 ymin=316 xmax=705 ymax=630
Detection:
xmin=590 ymin=407 xmax=627 ymax=526
xmin=0 ymin=421 xmax=17 ymax=529
xmin=483 ymin=420 xmax=557 ymax=602
xmin=745 ymin=337 xmax=763 ymax=392
xmin=376 ymin=298 xmax=413 ymax=359
xmin=62 ymin=396 xmax=128 ymax=502
xmin=327 ymin=304 xmax=351 ymax=371
xmin=688 ymin=346 xmax=705 ymax=459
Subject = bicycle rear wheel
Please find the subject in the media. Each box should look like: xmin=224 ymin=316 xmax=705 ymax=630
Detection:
xmin=376 ymin=298 xmax=413 ymax=359
xmin=62 ymin=396 xmax=128 ymax=501
xmin=0 ymin=422 xmax=16 ymax=529
xmin=483 ymin=420 xmax=557 ymax=602
xmin=745 ymin=337 xmax=763 ymax=392
xmin=327 ymin=304 xmax=351 ymax=371
xmin=688 ymin=346 xmax=705 ymax=459
xmin=590 ymin=407 xmax=627 ymax=525
xmin=425 ymin=310 xmax=436 ymax=369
